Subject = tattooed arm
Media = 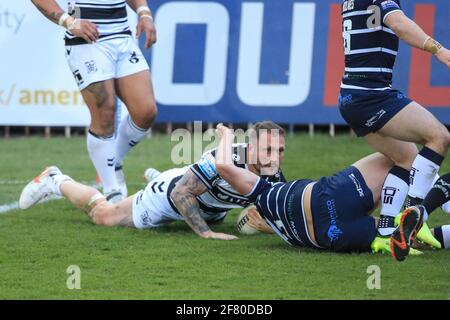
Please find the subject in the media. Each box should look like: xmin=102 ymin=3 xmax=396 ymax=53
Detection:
xmin=31 ymin=0 xmax=65 ymax=25
xmin=31 ymin=0 xmax=99 ymax=43
xmin=170 ymin=170 xmax=237 ymax=240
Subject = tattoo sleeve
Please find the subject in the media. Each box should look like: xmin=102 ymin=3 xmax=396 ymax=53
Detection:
xmin=170 ymin=170 xmax=210 ymax=236
xmin=31 ymin=0 xmax=66 ymax=25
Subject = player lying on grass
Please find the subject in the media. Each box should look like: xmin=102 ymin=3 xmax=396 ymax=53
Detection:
xmin=214 ymin=124 xmax=450 ymax=261
xmin=18 ymin=121 xmax=286 ymax=241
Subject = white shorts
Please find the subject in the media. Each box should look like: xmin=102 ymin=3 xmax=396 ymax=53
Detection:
xmin=131 ymin=167 xmax=227 ymax=229
xmin=65 ymin=36 xmax=149 ymax=91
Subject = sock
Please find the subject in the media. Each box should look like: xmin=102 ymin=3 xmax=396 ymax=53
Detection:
xmin=49 ymin=173 xmax=73 ymax=197
xmin=377 ymin=166 xmax=410 ymax=236
xmin=115 ymin=115 xmax=149 ymax=168
xmin=430 ymin=174 xmax=450 ymax=215
xmin=433 ymin=225 xmax=450 ymax=249
xmin=407 ymin=147 xmax=444 ymax=206
xmin=421 ymin=173 xmax=450 ymax=220
xmin=87 ymin=130 xmax=119 ymax=194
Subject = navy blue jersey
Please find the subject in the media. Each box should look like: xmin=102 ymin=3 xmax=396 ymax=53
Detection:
xmin=247 ymin=178 xmax=321 ymax=248
xmin=341 ymin=0 xmax=403 ymax=90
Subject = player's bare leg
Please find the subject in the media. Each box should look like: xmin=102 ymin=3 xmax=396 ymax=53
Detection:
xmin=19 ymin=166 xmax=134 ymax=228
xmin=114 ymin=70 xmax=157 ymax=197
xmin=352 ymin=152 xmax=394 ymax=206
xmin=365 ymin=135 xmax=418 ymax=235
xmin=60 ymin=181 xmax=134 ymax=227
xmin=366 ymin=102 xmax=450 ymax=234
xmin=377 ymin=101 xmax=450 ymax=208
xmin=81 ymin=80 xmax=122 ymax=202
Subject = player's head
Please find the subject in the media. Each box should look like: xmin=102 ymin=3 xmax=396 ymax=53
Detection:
xmin=248 ymin=121 xmax=286 ymax=176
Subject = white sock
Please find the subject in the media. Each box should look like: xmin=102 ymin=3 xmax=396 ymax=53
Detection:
xmin=87 ymin=131 xmax=119 ymax=193
xmin=50 ymin=174 xmax=73 ymax=196
xmin=408 ymin=147 xmax=443 ymax=201
xmin=378 ymin=166 xmax=410 ymax=236
xmin=381 ymin=167 xmax=410 ymax=217
xmin=115 ymin=115 xmax=149 ymax=167
xmin=430 ymin=174 xmax=450 ymax=215
xmin=434 ymin=225 xmax=450 ymax=249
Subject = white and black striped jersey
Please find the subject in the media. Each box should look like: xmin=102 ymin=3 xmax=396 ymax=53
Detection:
xmin=65 ymin=0 xmax=132 ymax=45
xmin=187 ymin=144 xmax=286 ymax=214
xmin=341 ymin=0 xmax=403 ymax=90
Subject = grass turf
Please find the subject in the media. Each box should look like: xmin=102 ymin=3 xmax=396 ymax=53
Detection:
xmin=0 ymin=135 xmax=449 ymax=299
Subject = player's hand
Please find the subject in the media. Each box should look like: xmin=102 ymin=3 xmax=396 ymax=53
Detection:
xmin=70 ymin=20 xmax=99 ymax=43
xmin=216 ymin=123 xmax=233 ymax=139
xmin=435 ymin=48 xmax=450 ymax=68
xmin=201 ymin=230 xmax=238 ymax=240
xmin=136 ymin=16 xmax=157 ymax=49
xmin=246 ymin=207 xmax=274 ymax=234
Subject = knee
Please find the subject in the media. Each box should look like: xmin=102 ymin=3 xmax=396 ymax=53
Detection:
xmin=91 ymin=206 xmax=115 ymax=227
xmin=133 ymin=103 xmax=158 ymax=130
xmin=91 ymin=98 xmax=117 ymax=135
xmin=427 ymin=125 xmax=450 ymax=155
xmin=393 ymin=147 xmax=418 ymax=170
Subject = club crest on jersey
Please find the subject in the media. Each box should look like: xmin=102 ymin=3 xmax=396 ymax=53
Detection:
xmin=232 ymin=154 xmax=240 ymax=162
xmin=84 ymin=60 xmax=98 ymax=74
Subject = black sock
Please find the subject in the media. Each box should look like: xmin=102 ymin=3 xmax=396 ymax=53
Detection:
xmin=421 ymin=173 xmax=450 ymax=216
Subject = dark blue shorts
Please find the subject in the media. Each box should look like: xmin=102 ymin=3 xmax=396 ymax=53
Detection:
xmin=311 ymin=166 xmax=377 ymax=252
xmin=339 ymin=89 xmax=412 ymax=137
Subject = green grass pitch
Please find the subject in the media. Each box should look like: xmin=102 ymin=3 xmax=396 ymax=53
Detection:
xmin=0 ymin=134 xmax=449 ymax=299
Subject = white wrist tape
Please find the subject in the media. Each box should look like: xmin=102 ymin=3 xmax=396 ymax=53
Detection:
xmin=137 ymin=6 xmax=151 ymax=15
xmin=58 ymin=12 xmax=70 ymax=26
xmin=139 ymin=14 xmax=153 ymax=22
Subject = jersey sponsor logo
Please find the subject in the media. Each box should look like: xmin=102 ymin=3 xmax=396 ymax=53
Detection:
xmin=349 ymin=173 xmax=365 ymax=197
xmin=326 ymin=199 xmax=343 ymax=242
xmin=197 ymin=153 xmax=217 ymax=180
xmin=365 ymin=109 xmax=386 ymax=127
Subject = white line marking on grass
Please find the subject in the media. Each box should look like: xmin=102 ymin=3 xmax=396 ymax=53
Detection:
xmin=0 ymin=202 xmax=19 ymax=213
xmin=0 ymin=195 xmax=62 ymax=214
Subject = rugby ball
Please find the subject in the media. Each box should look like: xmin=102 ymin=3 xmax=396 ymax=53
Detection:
xmin=236 ymin=205 xmax=260 ymax=235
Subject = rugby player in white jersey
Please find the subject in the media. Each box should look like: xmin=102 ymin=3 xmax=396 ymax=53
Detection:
xmin=31 ymin=0 xmax=158 ymax=203
xmin=18 ymin=122 xmax=286 ymax=241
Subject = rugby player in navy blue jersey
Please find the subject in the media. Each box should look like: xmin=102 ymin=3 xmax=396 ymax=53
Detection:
xmin=215 ymin=124 xmax=450 ymax=261
xmin=339 ymin=1 xmax=450 ymax=241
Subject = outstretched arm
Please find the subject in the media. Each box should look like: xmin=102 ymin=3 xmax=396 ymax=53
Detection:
xmin=170 ymin=169 xmax=237 ymax=240
xmin=31 ymin=0 xmax=99 ymax=43
xmin=215 ymin=124 xmax=259 ymax=196
xmin=384 ymin=12 xmax=450 ymax=68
